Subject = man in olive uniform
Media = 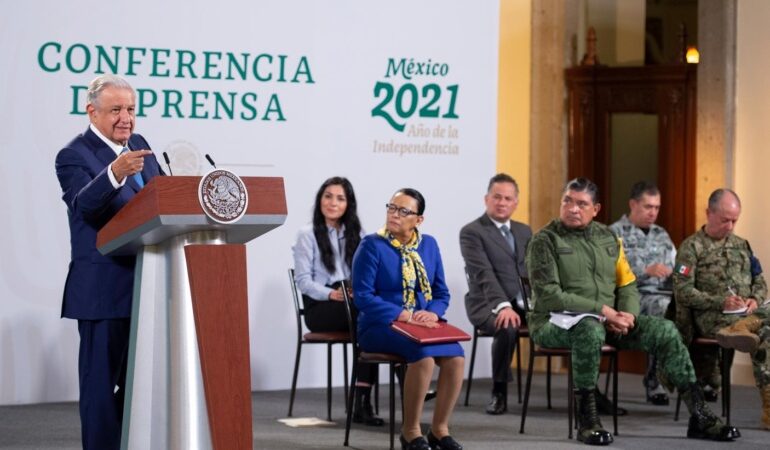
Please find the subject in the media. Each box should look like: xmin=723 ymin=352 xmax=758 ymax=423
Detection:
xmin=673 ymin=188 xmax=770 ymax=429
xmin=610 ymin=181 xmax=676 ymax=405
xmin=526 ymin=178 xmax=738 ymax=445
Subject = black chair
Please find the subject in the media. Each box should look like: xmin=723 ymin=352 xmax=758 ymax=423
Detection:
xmin=341 ymin=281 xmax=406 ymax=450
xmin=287 ymin=268 xmax=350 ymax=421
xmin=463 ymin=325 xmax=528 ymax=406
xmin=518 ymin=277 xmax=620 ymax=439
xmin=674 ymin=337 xmax=735 ymax=423
xmin=667 ymin=293 xmax=735 ymax=424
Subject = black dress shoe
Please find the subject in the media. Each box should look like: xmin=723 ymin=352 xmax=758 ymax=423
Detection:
xmin=646 ymin=392 xmax=670 ymax=406
xmin=485 ymin=392 xmax=507 ymax=415
xmin=427 ymin=430 xmax=463 ymax=450
xmin=594 ymin=388 xmax=627 ymax=416
xmin=424 ymin=390 xmax=437 ymax=402
xmin=400 ymin=434 xmax=431 ymax=450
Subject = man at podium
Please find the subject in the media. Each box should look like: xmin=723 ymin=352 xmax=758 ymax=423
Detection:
xmin=54 ymin=74 xmax=164 ymax=450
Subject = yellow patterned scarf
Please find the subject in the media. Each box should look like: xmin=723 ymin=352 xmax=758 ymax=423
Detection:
xmin=377 ymin=227 xmax=432 ymax=312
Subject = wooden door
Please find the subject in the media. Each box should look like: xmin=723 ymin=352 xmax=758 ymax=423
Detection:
xmin=565 ymin=64 xmax=697 ymax=246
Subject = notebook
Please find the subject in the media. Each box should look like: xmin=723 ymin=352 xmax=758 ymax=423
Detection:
xmin=391 ymin=321 xmax=471 ymax=344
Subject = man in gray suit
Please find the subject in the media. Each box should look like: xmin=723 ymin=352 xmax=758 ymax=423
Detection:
xmin=460 ymin=173 xmax=532 ymax=414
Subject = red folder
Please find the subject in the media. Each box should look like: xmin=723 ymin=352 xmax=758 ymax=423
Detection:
xmin=391 ymin=321 xmax=471 ymax=344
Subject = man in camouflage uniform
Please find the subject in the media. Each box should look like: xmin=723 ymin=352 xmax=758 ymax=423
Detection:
xmin=610 ymin=181 xmax=675 ymax=405
xmin=673 ymin=188 xmax=770 ymax=429
xmin=526 ymin=178 xmax=738 ymax=445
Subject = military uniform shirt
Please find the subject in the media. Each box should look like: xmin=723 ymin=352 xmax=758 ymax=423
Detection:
xmin=610 ymin=214 xmax=676 ymax=292
xmin=674 ymin=228 xmax=767 ymax=314
xmin=525 ymin=219 xmax=639 ymax=332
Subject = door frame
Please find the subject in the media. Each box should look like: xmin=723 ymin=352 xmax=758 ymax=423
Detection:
xmin=565 ymin=64 xmax=697 ymax=245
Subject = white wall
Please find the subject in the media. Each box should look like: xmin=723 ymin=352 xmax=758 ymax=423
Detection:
xmin=0 ymin=0 xmax=503 ymax=404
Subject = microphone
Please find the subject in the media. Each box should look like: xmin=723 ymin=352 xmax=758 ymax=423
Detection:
xmin=205 ymin=154 xmax=217 ymax=169
xmin=162 ymin=152 xmax=174 ymax=176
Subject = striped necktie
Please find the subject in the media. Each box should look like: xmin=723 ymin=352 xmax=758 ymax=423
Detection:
xmin=121 ymin=147 xmax=144 ymax=188
xmin=501 ymin=224 xmax=516 ymax=254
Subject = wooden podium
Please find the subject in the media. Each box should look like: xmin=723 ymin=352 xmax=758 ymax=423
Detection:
xmin=96 ymin=176 xmax=287 ymax=450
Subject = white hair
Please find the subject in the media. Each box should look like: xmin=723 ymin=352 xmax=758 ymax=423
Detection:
xmin=87 ymin=74 xmax=135 ymax=107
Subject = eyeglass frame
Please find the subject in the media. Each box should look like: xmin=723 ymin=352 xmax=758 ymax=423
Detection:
xmin=385 ymin=203 xmax=420 ymax=218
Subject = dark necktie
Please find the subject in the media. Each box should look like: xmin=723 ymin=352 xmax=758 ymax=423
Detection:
xmin=502 ymin=224 xmax=525 ymax=309
xmin=121 ymin=147 xmax=144 ymax=188
xmin=501 ymin=224 xmax=516 ymax=254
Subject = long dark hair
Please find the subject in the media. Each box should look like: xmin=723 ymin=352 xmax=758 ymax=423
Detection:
xmin=312 ymin=177 xmax=362 ymax=273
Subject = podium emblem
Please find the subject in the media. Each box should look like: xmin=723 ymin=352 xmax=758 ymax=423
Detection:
xmin=198 ymin=169 xmax=249 ymax=223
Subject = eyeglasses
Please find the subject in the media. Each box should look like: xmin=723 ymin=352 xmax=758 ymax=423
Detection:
xmin=385 ymin=203 xmax=419 ymax=218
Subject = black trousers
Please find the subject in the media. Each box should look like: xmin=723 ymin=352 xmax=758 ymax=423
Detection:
xmin=302 ymin=294 xmax=377 ymax=384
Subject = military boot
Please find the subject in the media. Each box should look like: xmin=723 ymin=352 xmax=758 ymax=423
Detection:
xmin=574 ymin=388 xmax=613 ymax=446
xmin=761 ymin=386 xmax=770 ymax=430
xmin=681 ymin=383 xmax=740 ymax=441
xmin=716 ymin=315 xmax=763 ymax=353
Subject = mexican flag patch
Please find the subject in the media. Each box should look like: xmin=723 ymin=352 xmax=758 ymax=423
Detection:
xmin=675 ymin=263 xmax=691 ymax=276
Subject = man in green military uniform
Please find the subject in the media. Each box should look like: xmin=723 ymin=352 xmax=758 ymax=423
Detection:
xmin=673 ymin=188 xmax=770 ymax=430
xmin=526 ymin=178 xmax=738 ymax=445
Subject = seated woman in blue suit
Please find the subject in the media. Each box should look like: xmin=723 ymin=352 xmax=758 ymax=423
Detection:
xmin=352 ymin=188 xmax=464 ymax=450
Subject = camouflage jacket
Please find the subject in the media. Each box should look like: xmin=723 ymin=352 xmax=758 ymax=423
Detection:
xmin=609 ymin=214 xmax=676 ymax=293
xmin=673 ymin=227 xmax=767 ymax=340
xmin=525 ymin=219 xmax=640 ymax=332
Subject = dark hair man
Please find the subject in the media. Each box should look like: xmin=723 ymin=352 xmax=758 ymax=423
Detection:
xmin=526 ymin=178 xmax=738 ymax=445
xmin=460 ymin=173 xmax=531 ymax=414
xmin=610 ymin=181 xmax=675 ymax=405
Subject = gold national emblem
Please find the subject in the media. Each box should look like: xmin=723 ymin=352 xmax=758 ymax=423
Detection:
xmin=198 ymin=169 xmax=248 ymax=224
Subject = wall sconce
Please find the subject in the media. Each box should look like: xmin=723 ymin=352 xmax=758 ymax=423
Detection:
xmin=686 ymin=46 xmax=700 ymax=64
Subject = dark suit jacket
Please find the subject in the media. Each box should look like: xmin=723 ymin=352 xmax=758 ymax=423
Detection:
xmin=460 ymin=214 xmax=532 ymax=327
xmin=55 ymin=127 xmax=164 ymax=320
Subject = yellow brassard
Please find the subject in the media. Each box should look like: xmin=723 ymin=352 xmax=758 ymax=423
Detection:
xmin=615 ymin=239 xmax=636 ymax=288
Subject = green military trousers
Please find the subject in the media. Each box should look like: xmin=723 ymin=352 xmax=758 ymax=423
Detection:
xmin=532 ymin=315 xmax=695 ymax=390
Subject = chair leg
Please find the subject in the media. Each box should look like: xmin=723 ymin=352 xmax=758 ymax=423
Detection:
xmin=674 ymin=392 xmax=681 ymax=421
xmin=327 ymin=343 xmax=333 ymax=421
xmin=288 ymin=341 xmax=302 ymax=417
xmin=464 ymin=329 xmax=479 ymax=406
xmin=343 ymin=344 xmax=349 ymax=413
xmin=612 ymin=354 xmax=618 ymax=436
xmin=603 ymin=355 xmax=612 ymax=395
xmin=546 ymin=356 xmax=553 ymax=409
xmin=516 ymin=334 xmax=523 ymax=404
xmin=375 ymin=375 xmax=380 ymax=415
xmin=398 ymin=364 xmax=407 ymax=416
xmin=519 ymin=349 xmax=537 ymax=433
xmin=567 ymin=358 xmax=573 ymax=440
xmin=390 ymin=363 xmax=397 ymax=450
xmin=723 ymin=348 xmax=734 ymax=423
xmin=344 ymin=358 xmax=359 ymax=447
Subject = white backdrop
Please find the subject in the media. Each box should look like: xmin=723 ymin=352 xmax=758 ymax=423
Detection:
xmin=0 ymin=0 xmax=501 ymax=404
